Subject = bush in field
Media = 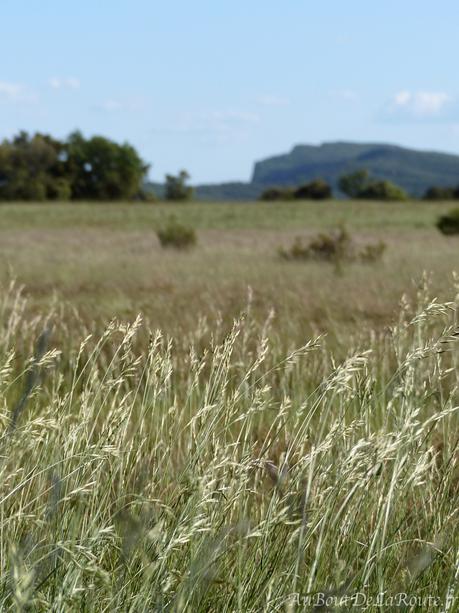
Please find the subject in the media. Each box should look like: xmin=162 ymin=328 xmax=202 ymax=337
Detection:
xmin=437 ymin=208 xmax=459 ymax=235
xmin=359 ymin=180 xmax=408 ymax=201
xmin=259 ymin=187 xmax=294 ymax=201
xmin=338 ymin=169 xmax=408 ymax=201
xmin=423 ymin=186 xmax=456 ymax=201
xmin=294 ymin=179 xmax=332 ymax=200
xmin=135 ymin=188 xmax=157 ymax=203
xmin=359 ymin=240 xmax=387 ymax=262
xmin=259 ymin=180 xmax=332 ymax=201
xmin=157 ymin=216 xmax=197 ymax=248
xmin=279 ymin=227 xmax=385 ymax=264
xmin=338 ymin=169 xmax=370 ymax=198
xmin=165 ymin=170 xmax=194 ymax=201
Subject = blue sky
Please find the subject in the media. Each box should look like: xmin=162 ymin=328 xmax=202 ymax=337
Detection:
xmin=1 ymin=0 xmax=459 ymax=183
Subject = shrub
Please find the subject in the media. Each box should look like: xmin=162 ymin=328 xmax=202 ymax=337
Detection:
xmin=359 ymin=240 xmax=386 ymax=263
xmin=423 ymin=186 xmax=456 ymax=201
xmin=437 ymin=208 xmax=459 ymax=235
xmin=279 ymin=227 xmax=353 ymax=263
xmin=338 ymin=169 xmax=370 ymax=198
xmin=279 ymin=227 xmax=385 ymax=264
xmin=259 ymin=187 xmax=294 ymax=201
xmin=338 ymin=170 xmax=408 ymax=201
xmin=165 ymin=170 xmax=193 ymax=201
xmin=47 ymin=178 xmax=72 ymax=201
xmin=359 ymin=180 xmax=408 ymax=201
xmin=157 ymin=217 xmax=197 ymax=249
xmin=305 ymin=227 xmax=353 ymax=260
xmin=294 ymin=179 xmax=332 ymax=200
xmin=135 ymin=189 xmax=157 ymax=203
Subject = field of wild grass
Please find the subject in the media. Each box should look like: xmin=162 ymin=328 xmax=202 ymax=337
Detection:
xmin=1 ymin=277 xmax=458 ymax=611
xmin=0 ymin=199 xmax=456 ymax=337
xmin=0 ymin=201 xmax=458 ymax=610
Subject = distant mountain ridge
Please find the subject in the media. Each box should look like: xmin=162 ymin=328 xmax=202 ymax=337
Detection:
xmin=251 ymin=142 xmax=459 ymax=197
xmin=147 ymin=141 xmax=459 ymax=200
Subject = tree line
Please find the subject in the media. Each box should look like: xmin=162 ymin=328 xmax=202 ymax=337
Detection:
xmin=2 ymin=130 xmax=459 ymax=202
xmin=259 ymin=169 xmax=459 ymax=202
xmin=0 ymin=131 xmax=149 ymax=201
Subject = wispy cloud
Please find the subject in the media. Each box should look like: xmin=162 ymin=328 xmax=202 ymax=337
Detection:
xmin=151 ymin=109 xmax=260 ymax=146
xmin=94 ymin=98 xmax=146 ymax=113
xmin=0 ymin=81 xmax=38 ymax=103
xmin=257 ymin=94 xmax=290 ymax=107
xmin=332 ymin=89 xmax=359 ymax=102
xmin=49 ymin=76 xmax=80 ymax=90
xmin=156 ymin=109 xmax=260 ymax=133
xmin=383 ymin=90 xmax=453 ymax=121
xmin=209 ymin=110 xmax=260 ymax=124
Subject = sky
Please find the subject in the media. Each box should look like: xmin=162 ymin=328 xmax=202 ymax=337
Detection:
xmin=1 ymin=0 xmax=459 ymax=184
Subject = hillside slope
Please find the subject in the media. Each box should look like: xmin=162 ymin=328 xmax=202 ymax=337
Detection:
xmin=146 ymin=142 xmax=459 ymax=201
xmin=252 ymin=141 xmax=459 ymax=197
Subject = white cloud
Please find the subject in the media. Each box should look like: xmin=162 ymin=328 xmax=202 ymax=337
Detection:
xmin=332 ymin=89 xmax=359 ymax=102
xmin=151 ymin=109 xmax=261 ymax=147
xmin=209 ymin=110 xmax=260 ymax=124
xmin=97 ymin=99 xmax=124 ymax=112
xmin=389 ymin=90 xmax=451 ymax=118
xmin=394 ymin=90 xmax=411 ymax=106
xmin=94 ymin=97 xmax=146 ymax=113
xmin=49 ymin=76 xmax=80 ymax=90
xmin=0 ymin=81 xmax=37 ymax=103
xmin=257 ymin=94 xmax=290 ymax=107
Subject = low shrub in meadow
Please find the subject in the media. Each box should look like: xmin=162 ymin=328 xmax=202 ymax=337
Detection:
xmin=279 ymin=227 xmax=386 ymax=264
xmin=156 ymin=217 xmax=197 ymax=249
xmin=437 ymin=208 xmax=459 ymax=235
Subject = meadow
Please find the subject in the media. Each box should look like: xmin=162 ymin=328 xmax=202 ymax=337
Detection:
xmin=0 ymin=200 xmax=458 ymax=610
xmin=0 ymin=199 xmax=457 ymax=339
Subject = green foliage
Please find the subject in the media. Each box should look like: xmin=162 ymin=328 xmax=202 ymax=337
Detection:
xmin=338 ymin=169 xmax=370 ymax=198
xmin=423 ymin=186 xmax=457 ymax=200
xmin=259 ymin=180 xmax=331 ymax=202
xmin=279 ymin=227 xmax=386 ymax=264
xmin=156 ymin=216 xmax=197 ymax=249
xmin=0 ymin=132 xmax=65 ymax=201
xmin=294 ymin=179 xmax=332 ymax=200
xmin=259 ymin=187 xmax=294 ymax=201
xmin=0 ymin=131 xmax=149 ymax=201
xmin=65 ymin=131 xmax=149 ymax=200
xmin=437 ymin=208 xmax=459 ymax=235
xmin=135 ymin=189 xmax=157 ymax=203
xmin=165 ymin=170 xmax=194 ymax=201
xmin=279 ymin=227 xmax=353 ymax=262
xmin=339 ymin=169 xmax=408 ymax=201
xmin=359 ymin=180 xmax=408 ymax=201
xmin=47 ymin=178 xmax=72 ymax=201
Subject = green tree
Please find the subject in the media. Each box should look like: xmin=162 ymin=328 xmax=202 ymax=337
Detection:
xmin=339 ymin=169 xmax=408 ymax=201
xmin=165 ymin=170 xmax=193 ymax=201
xmin=259 ymin=187 xmax=294 ymax=201
xmin=359 ymin=180 xmax=408 ymax=201
xmin=423 ymin=186 xmax=456 ymax=200
xmin=338 ymin=169 xmax=370 ymax=198
xmin=0 ymin=132 xmax=64 ymax=201
xmin=294 ymin=179 xmax=332 ymax=200
xmin=65 ymin=131 xmax=149 ymax=200
xmin=0 ymin=131 xmax=148 ymax=201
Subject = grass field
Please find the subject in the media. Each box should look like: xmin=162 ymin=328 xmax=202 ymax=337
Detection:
xmin=0 ymin=199 xmax=457 ymax=340
xmin=0 ymin=200 xmax=458 ymax=610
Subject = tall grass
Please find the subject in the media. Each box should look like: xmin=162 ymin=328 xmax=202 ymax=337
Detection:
xmin=0 ymin=279 xmax=457 ymax=611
